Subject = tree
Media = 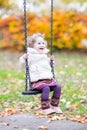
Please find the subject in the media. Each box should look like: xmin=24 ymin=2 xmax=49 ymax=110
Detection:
xmin=0 ymin=0 xmax=10 ymax=8
xmin=62 ymin=0 xmax=87 ymax=5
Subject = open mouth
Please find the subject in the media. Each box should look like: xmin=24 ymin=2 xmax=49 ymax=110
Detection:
xmin=39 ymin=48 xmax=44 ymax=50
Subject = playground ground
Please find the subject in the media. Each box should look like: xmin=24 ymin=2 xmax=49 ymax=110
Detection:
xmin=0 ymin=113 xmax=87 ymax=130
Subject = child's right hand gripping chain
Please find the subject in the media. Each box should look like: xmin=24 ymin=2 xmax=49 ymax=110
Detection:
xmin=50 ymin=55 xmax=55 ymax=64
xmin=19 ymin=53 xmax=29 ymax=65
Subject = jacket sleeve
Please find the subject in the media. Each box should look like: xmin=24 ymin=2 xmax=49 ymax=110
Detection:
xmin=19 ymin=56 xmax=25 ymax=65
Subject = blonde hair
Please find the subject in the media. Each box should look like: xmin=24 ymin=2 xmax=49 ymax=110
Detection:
xmin=27 ymin=33 xmax=47 ymax=48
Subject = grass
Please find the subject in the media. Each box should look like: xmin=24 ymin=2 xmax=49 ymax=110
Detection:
xmin=0 ymin=51 xmax=87 ymax=117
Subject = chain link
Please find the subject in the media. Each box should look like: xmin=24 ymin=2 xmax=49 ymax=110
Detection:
xmin=50 ymin=0 xmax=55 ymax=78
xmin=23 ymin=0 xmax=32 ymax=90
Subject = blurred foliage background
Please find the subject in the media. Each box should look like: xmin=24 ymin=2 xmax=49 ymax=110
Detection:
xmin=0 ymin=0 xmax=87 ymax=51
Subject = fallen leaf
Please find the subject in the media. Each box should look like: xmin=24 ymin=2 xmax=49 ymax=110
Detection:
xmin=13 ymin=125 xmax=19 ymax=128
xmin=38 ymin=125 xmax=48 ymax=130
xmin=70 ymin=102 xmax=79 ymax=110
xmin=3 ymin=122 xmax=10 ymax=126
xmin=0 ymin=108 xmax=20 ymax=117
xmin=70 ymin=115 xmax=86 ymax=123
xmin=47 ymin=115 xmax=66 ymax=123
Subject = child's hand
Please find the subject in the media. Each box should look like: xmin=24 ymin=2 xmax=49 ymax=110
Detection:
xmin=23 ymin=53 xmax=28 ymax=59
xmin=50 ymin=55 xmax=54 ymax=61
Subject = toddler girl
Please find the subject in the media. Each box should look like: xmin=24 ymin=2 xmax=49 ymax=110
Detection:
xmin=20 ymin=33 xmax=62 ymax=115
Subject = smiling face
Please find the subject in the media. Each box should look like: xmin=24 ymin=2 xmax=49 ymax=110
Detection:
xmin=33 ymin=37 xmax=47 ymax=53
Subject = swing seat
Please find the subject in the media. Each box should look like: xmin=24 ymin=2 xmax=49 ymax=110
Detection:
xmin=22 ymin=89 xmax=41 ymax=95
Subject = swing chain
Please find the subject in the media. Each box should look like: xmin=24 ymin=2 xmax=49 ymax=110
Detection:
xmin=23 ymin=0 xmax=32 ymax=90
xmin=50 ymin=0 xmax=55 ymax=79
xmin=23 ymin=0 xmax=55 ymax=92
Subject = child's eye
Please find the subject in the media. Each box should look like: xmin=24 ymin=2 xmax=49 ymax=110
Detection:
xmin=38 ymin=43 xmax=41 ymax=44
xmin=42 ymin=42 xmax=45 ymax=44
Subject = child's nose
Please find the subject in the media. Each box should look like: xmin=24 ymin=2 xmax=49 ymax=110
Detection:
xmin=40 ymin=43 xmax=43 ymax=46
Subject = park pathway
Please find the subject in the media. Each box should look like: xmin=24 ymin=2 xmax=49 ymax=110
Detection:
xmin=0 ymin=114 xmax=87 ymax=130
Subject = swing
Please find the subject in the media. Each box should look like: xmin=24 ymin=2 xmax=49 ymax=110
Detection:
xmin=22 ymin=0 xmax=54 ymax=95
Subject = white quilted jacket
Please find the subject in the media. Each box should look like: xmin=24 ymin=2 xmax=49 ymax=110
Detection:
xmin=20 ymin=48 xmax=53 ymax=82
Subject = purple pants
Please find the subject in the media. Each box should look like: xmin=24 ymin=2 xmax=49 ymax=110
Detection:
xmin=41 ymin=84 xmax=61 ymax=101
xmin=34 ymin=80 xmax=61 ymax=101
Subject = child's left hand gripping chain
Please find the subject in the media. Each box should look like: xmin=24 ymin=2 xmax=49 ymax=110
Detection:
xmin=50 ymin=55 xmax=54 ymax=61
xmin=23 ymin=53 xmax=29 ymax=59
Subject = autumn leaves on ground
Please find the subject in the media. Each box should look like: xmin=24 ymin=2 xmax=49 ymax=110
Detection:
xmin=0 ymin=51 xmax=87 ymax=123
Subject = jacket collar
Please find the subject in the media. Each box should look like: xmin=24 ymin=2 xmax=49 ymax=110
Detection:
xmin=27 ymin=47 xmax=49 ymax=54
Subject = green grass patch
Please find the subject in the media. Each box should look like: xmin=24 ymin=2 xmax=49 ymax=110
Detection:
xmin=0 ymin=52 xmax=87 ymax=117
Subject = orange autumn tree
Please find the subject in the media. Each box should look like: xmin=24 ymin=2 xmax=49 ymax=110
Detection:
xmin=0 ymin=0 xmax=10 ymax=8
xmin=0 ymin=9 xmax=87 ymax=51
xmin=53 ymin=10 xmax=87 ymax=50
xmin=0 ymin=16 xmax=24 ymax=51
